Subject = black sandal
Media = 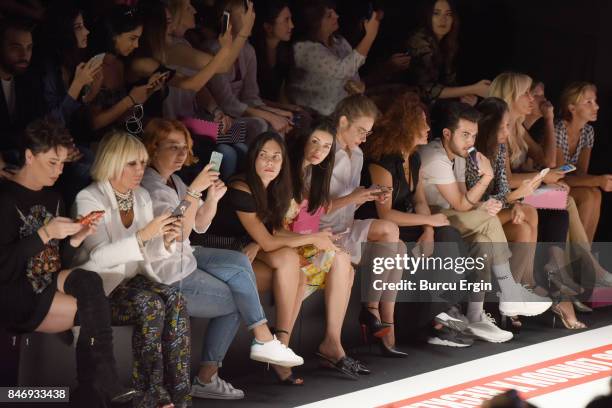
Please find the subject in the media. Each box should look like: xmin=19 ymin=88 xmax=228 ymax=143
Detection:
xmin=316 ymin=353 xmax=359 ymax=380
xmin=272 ymin=366 xmax=304 ymax=386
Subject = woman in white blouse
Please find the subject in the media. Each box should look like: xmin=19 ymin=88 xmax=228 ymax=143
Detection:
xmin=287 ymin=0 xmax=380 ymax=115
xmin=140 ymin=119 xmax=303 ymax=399
xmin=73 ymin=131 xmax=188 ymax=408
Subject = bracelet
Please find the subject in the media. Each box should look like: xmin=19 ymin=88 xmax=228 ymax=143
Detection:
xmin=237 ymin=33 xmax=250 ymax=39
xmin=128 ymin=94 xmax=137 ymax=106
xmin=465 ymin=193 xmax=477 ymax=206
xmin=186 ymin=188 xmax=202 ymax=199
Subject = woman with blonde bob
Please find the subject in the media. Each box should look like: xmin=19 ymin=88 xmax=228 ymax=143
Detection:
xmin=73 ymin=131 xmax=190 ymax=408
xmin=555 ymin=82 xmax=612 ymax=246
xmin=140 ymin=119 xmax=303 ymax=400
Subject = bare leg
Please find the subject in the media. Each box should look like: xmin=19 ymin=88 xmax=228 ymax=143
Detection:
xmin=319 ymin=252 xmax=354 ymax=360
xmin=571 ymin=187 xmax=602 ymax=243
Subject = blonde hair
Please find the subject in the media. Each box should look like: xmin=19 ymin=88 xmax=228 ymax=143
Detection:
xmin=559 ymin=82 xmax=597 ymax=121
xmin=489 ymin=72 xmax=532 ymax=168
xmin=332 ymin=94 xmax=380 ymax=125
xmin=143 ymin=118 xmax=198 ymax=166
xmin=91 ymin=131 xmax=149 ymax=182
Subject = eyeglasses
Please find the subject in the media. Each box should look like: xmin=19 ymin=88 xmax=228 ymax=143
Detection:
xmin=125 ymin=104 xmax=144 ymax=135
xmin=257 ymin=152 xmax=283 ymax=163
xmin=356 ymin=126 xmax=373 ymax=137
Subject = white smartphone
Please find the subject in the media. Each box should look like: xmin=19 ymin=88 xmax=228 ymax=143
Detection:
xmin=555 ymin=164 xmax=576 ymax=174
xmin=89 ymin=53 xmax=105 ymax=67
xmin=209 ymin=151 xmax=223 ymax=172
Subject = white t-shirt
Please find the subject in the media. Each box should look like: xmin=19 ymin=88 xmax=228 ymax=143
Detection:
xmin=1 ymin=77 xmax=15 ymax=118
xmin=418 ymin=139 xmax=466 ymax=210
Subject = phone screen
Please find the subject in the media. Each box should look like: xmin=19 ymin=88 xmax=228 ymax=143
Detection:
xmin=209 ymin=151 xmax=223 ymax=172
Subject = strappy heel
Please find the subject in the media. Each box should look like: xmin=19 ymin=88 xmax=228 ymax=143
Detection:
xmin=359 ymin=306 xmax=391 ymax=344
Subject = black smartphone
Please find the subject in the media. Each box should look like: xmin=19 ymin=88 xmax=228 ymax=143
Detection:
xmin=366 ymin=2 xmax=374 ymax=20
xmin=220 ymin=11 xmax=230 ymax=34
xmin=171 ymin=199 xmax=191 ymax=218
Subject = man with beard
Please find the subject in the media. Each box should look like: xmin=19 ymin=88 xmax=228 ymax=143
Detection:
xmin=0 ymin=18 xmax=45 ymax=177
xmin=418 ymin=101 xmax=551 ymax=343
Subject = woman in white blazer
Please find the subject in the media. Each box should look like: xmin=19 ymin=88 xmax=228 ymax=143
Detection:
xmin=73 ymin=131 xmax=189 ymax=408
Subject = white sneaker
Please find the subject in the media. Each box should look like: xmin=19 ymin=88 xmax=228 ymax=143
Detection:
xmin=434 ymin=312 xmax=469 ymax=332
xmin=596 ymin=271 xmax=612 ymax=287
xmin=190 ymin=374 xmax=244 ymax=400
xmin=518 ymin=285 xmax=552 ymax=303
xmin=499 ymin=290 xmax=552 ymax=317
xmin=466 ymin=312 xmax=513 ymax=343
xmin=250 ymin=335 xmax=304 ymax=367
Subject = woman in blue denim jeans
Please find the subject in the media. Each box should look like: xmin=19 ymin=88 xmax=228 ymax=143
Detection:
xmin=140 ymin=118 xmax=303 ymax=401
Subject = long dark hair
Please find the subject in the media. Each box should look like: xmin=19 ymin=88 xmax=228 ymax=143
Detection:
xmin=288 ymin=117 xmax=336 ymax=213
xmin=243 ymin=132 xmax=292 ymax=229
xmin=293 ymin=0 xmax=337 ymax=43
xmin=39 ymin=1 xmax=84 ymax=73
xmin=253 ymin=0 xmax=291 ymax=52
xmin=137 ymin=1 xmax=168 ymax=62
xmin=90 ymin=5 xmax=143 ymax=55
xmin=422 ymin=0 xmax=460 ymax=70
xmin=475 ymin=97 xmax=509 ymax=161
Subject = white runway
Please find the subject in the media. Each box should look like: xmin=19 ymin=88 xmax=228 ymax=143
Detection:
xmin=298 ymin=326 xmax=612 ymax=408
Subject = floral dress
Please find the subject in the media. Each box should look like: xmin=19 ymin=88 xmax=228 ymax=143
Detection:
xmin=284 ymin=199 xmax=336 ymax=299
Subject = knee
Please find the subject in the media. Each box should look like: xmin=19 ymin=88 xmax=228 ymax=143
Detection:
xmin=590 ymin=187 xmax=602 ymax=206
xmin=379 ymin=220 xmax=400 ymax=242
xmin=64 ymin=269 xmax=104 ymax=295
xmin=272 ymin=247 xmax=300 ymax=269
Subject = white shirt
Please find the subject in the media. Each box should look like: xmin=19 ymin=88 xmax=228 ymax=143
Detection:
xmin=141 ymin=167 xmax=208 ymax=285
xmin=418 ymin=139 xmax=466 ymax=210
xmin=320 ymin=143 xmax=364 ymax=233
xmin=72 ymin=181 xmax=175 ymax=295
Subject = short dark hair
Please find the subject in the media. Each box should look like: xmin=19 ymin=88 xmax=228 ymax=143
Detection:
xmin=0 ymin=18 xmax=35 ymax=44
xmin=430 ymin=100 xmax=480 ymax=138
xmin=18 ymin=117 xmax=74 ymax=165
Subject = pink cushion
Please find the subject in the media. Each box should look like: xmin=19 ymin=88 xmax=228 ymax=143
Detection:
xmin=523 ymin=185 xmax=569 ymax=210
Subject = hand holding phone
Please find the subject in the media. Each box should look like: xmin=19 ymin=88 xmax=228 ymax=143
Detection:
xmin=171 ymin=200 xmax=191 ymax=218
xmin=537 ymin=168 xmax=550 ymax=179
xmin=467 ymin=147 xmax=479 ymax=168
xmin=209 ymin=151 xmax=223 ymax=173
xmin=79 ymin=210 xmax=105 ymax=226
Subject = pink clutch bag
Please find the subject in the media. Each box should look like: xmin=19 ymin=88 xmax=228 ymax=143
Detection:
xmin=180 ymin=117 xmax=219 ymax=141
xmin=523 ymin=185 xmax=569 ymax=210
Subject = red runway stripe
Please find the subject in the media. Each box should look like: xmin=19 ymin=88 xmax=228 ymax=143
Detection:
xmin=378 ymin=345 xmax=612 ymax=408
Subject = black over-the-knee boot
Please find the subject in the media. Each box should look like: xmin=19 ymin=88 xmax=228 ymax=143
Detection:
xmin=63 ymin=269 xmax=137 ymax=405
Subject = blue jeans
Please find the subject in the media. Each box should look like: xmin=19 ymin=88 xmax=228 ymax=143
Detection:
xmin=173 ymin=246 xmax=267 ymax=366
xmin=214 ymin=143 xmax=248 ymax=181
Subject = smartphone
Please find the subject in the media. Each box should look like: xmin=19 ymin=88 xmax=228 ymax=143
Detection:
xmin=556 ymin=164 xmax=576 ymax=174
xmin=366 ymin=2 xmax=374 ymax=20
xmin=209 ymin=151 xmax=223 ymax=172
xmin=221 ymin=11 xmax=230 ymax=35
xmin=89 ymin=53 xmax=105 ymax=67
xmin=538 ymin=167 xmax=550 ymax=178
xmin=79 ymin=210 xmax=105 ymax=226
xmin=158 ymin=68 xmax=176 ymax=83
xmin=171 ymin=200 xmax=191 ymax=218
xmin=467 ymin=147 xmax=479 ymax=168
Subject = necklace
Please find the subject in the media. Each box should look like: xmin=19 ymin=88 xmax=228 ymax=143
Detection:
xmin=113 ymin=188 xmax=134 ymax=212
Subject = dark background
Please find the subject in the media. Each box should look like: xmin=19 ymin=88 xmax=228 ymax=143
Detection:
xmin=338 ymin=0 xmax=612 ymax=241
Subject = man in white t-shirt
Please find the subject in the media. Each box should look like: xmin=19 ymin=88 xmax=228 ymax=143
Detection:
xmin=419 ymin=102 xmax=551 ymax=343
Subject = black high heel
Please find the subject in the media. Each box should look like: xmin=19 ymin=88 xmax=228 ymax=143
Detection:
xmin=376 ymin=321 xmax=408 ymax=358
xmin=359 ymin=306 xmax=391 ymax=343
xmin=500 ymin=315 xmax=522 ymax=334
